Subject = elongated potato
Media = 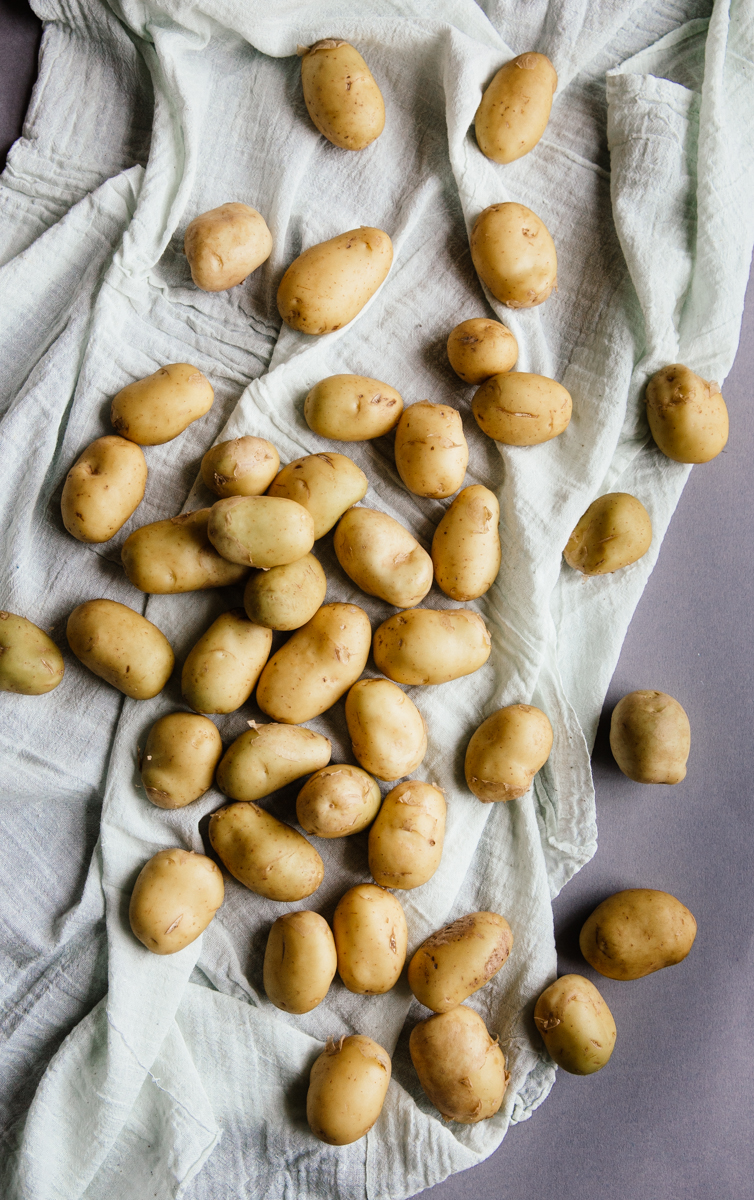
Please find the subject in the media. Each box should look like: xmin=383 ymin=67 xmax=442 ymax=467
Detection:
xmin=296 ymin=764 xmax=382 ymax=838
xmin=61 ymin=436 xmax=147 ymax=543
xmin=216 ymin=722 xmax=331 ymax=803
xmin=410 ymin=1006 xmax=509 ymax=1123
xmin=471 ymin=203 xmax=557 ymax=309
xmin=244 ymin=554 xmax=327 ymax=631
xmin=111 ymin=363 xmax=214 ymax=446
xmin=394 ymin=402 xmax=468 ymax=499
xmin=465 ymin=704 xmax=553 ymax=802
xmin=534 ymin=975 xmax=616 ymax=1075
xmin=207 ymin=495 xmax=315 ymax=568
xmin=210 ymin=801 xmax=324 ymax=901
xmin=201 ymin=436 xmax=280 ymax=498
xmin=301 ymin=40 xmax=385 ymax=151
xmin=334 ymin=508 xmax=433 ymax=608
xmin=447 ymin=318 xmax=518 ymax=385
xmin=408 ymin=912 xmax=513 ymax=1013
xmin=609 ymin=690 xmax=691 ymax=784
xmin=129 ymin=849 xmax=224 ymax=955
xmin=580 ymin=889 xmax=697 ymax=981
xmin=67 ymin=599 xmax=174 ymax=700
xmin=645 ymin=363 xmax=728 ymax=464
xmin=373 ymin=608 xmax=491 ymax=686
xmin=307 ymin=1035 xmax=392 ymax=1146
xmin=267 ymin=452 xmax=367 ymax=539
xmin=263 ymin=911 xmax=337 ymax=1013
xmin=181 ymin=609 xmax=272 ymax=714
xmin=564 ymin=492 xmax=652 ymax=576
xmin=368 ymin=780 xmax=445 ymax=890
xmin=0 ymin=612 xmax=64 ymax=695
xmin=141 ymin=712 xmax=222 ymax=809
xmin=432 ymin=485 xmax=501 ymax=602
xmin=472 ymin=372 xmax=572 ymax=446
xmin=345 ymin=678 xmax=427 ymax=781
xmin=184 ymin=203 xmax=272 ymax=291
xmin=277 ymin=226 xmax=393 ymax=335
xmin=475 ymin=52 xmax=557 ymax=164
xmin=121 ymin=510 xmax=249 ymax=593
xmin=304 ymin=374 xmax=403 ymax=441
xmin=333 ymin=884 xmax=407 ymax=994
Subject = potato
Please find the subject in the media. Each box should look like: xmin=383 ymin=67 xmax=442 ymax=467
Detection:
xmin=431 ymin=485 xmax=501 ymax=602
xmin=66 ymin=599 xmax=174 ymax=700
xmin=207 ymin=495 xmax=315 ymax=568
xmin=0 ymin=612 xmax=64 ymax=695
xmin=307 ymin=1035 xmax=392 ymax=1146
xmin=345 ymin=678 xmax=427 ymax=781
xmin=129 ymin=848 xmax=224 ymax=955
xmin=393 ymin=401 xmax=468 ymax=499
xmin=409 ymin=1006 xmax=509 ymax=1124
xmin=472 ymin=372 xmax=572 ymax=446
xmin=368 ymin=780 xmax=445 ymax=890
xmin=243 ymin=554 xmax=327 ymax=631
xmin=263 ymin=911 xmax=337 ymax=1014
xmin=181 ymin=609 xmax=272 ymax=714
xmin=216 ymin=722 xmax=331 ymax=803
xmin=373 ymin=608 xmax=491 ymax=686
xmin=465 ymin=704 xmax=553 ymax=803
xmin=446 ymin=318 xmax=518 ymax=385
xmin=534 ymin=975 xmax=616 ymax=1075
xmin=61 ymin=436 xmax=147 ymax=543
xmin=334 ymin=508 xmax=433 ymax=609
xmin=256 ymin=603 xmax=371 ymax=724
xmin=304 ymin=374 xmax=403 ymax=441
xmin=267 ymin=452 xmax=368 ymax=539
xmin=209 ymin=801 xmax=324 ymax=901
xmin=475 ymin=52 xmax=557 ymax=164
xmin=140 ymin=712 xmax=223 ymax=809
xmin=184 ymin=202 xmax=272 ymax=292
xmin=201 ymin=436 xmax=280 ymax=498
xmin=563 ymin=492 xmax=652 ymax=576
xmin=645 ymin=363 xmax=729 ymax=463
xmin=610 ymin=690 xmax=690 ymax=784
xmin=470 ymin=202 xmax=557 ymax=309
xmin=580 ymin=888 xmax=697 ymax=981
xmin=111 ymin=363 xmax=214 ymax=446
xmin=296 ymin=764 xmax=382 ymax=838
xmin=333 ymin=883 xmax=407 ymax=994
xmin=277 ymin=226 xmax=393 ymax=335
xmin=300 ymin=40 xmax=385 ymax=151
xmin=121 ymin=509 xmax=249 ymax=593
xmin=407 ymin=912 xmax=513 ymax=1013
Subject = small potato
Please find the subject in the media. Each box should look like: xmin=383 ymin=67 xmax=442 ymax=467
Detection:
xmin=181 ymin=609 xmax=272 ymax=714
xmin=534 ymin=975 xmax=616 ymax=1075
xmin=475 ymin=52 xmax=557 ymax=164
xmin=129 ymin=848 xmax=224 ymax=955
xmin=244 ymin=554 xmax=327 ymax=631
xmin=610 ymin=690 xmax=690 ymax=784
xmin=394 ymin=402 xmax=468 ymax=499
xmin=61 ymin=436 xmax=147 ymax=543
xmin=345 ymin=678 xmax=427 ymax=781
xmin=470 ymin=202 xmax=557 ymax=309
xmin=141 ymin=712 xmax=223 ymax=809
xmin=264 ymin=911 xmax=338 ymax=1014
xmin=300 ymin=40 xmax=385 ymax=151
xmin=333 ymin=883 xmax=407 ymax=994
xmin=121 ymin=509 xmax=249 ymax=593
xmin=409 ymin=1006 xmax=509 ymax=1124
xmin=184 ymin=202 xmax=272 ymax=292
xmin=256 ymin=603 xmax=371 ymax=724
xmin=111 ymin=363 xmax=214 ymax=446
xmin=304 ymin=374 xmax=403 ymax=441
xmin=207 ymin=495 xmax=315 ymax=568
xmin=267 ymin=452 xmax=368 ymax=539
xmin=201 ymin=436 xmax=280 ymax=498
xmin=579 ymin=888 xmax=697 ymax=981
xmin=447 ymin=318 xmax=518 ymax=385
xmin=373 ymin=608 xmax=491 ymax=686
xmin=67 ymin=599 xmax=174 ymax=700
xmin=307 ymin=1035 xmax=392 ymax=1147
xmin=277 ymin=226 xmax=393 ymax=335
xmin=209 ymin=801 xmax=324 ymax=901
xmin=431 ymin=485 xmax=501 ymax=602
xmin=563 ymin=492 xmax=652 ymax=576
xmin=465 ymin=704 xmax=553 ymax=803
xmin=472 ymin=372 xmax=572 ymax=446
xmin=296 ymin=764 xmax=382 ymax=838
xmin=0 ymin=612 xmax=64 ymax=695
xmin=334 ymin=508 xmax=433 ymax=609
xmin=408 ymin=911 xmax=513 ymax=1013
xmin=645 ymin=363 xmax=729 ymax=463
xmin=216 ymin=722 xmax=331 ymax=803
xmin=368 ymin=780 xmax=445 ymax=890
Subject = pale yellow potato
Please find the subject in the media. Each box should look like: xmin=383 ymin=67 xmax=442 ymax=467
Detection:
xmin=61 ymin=436 xmax=147 ymax=543
xmin=256 ymin=603 xmax=371 ymax=724
xmin=368 ymin=780 xmax=445 ymax=890
xmin=645 ymin=363 xmax=729 ymax=463
xmin=216 ymin=722 xmax=331 ymax=803
xmin=472 ymin=372 xmax=572 ymax=446
xmin=141 ymin=712 xmax=223 ymax=809
xmin=373 ymin=608 xmax=491 ymax=686
xmin=580 ymin=888 xmax=697 ymax=981
xmin=267 ymin=452 xmax=368 ymax=539
xmin=201 ymin=436 xmax=280 ymax=498
xmin=181 ymin=609 xmax=272 ymax=714
xmin=66 ymin=599 xmax=174 ymax=700
xmin=534 ymin=975 xmax=616 ymax=1075
xmin=209 ymin=801 xmax=324 ymax=901
xmin=206 ymin=495 xmax=315 ymax=568
xmin=263 ymin=911 xmax=337 ymax=1014
xmin=111 ymin=363 xmax=214 ymax=446
xmin=394 ymin=402 xmax=468 ymax=499
xmin=0 ymin=612 xmax=64 ymax=695
xmin=277 ymin=226 xmax=393 ymax=335
xmin=243 ymin=554 xmax=327 ymax=631
xmin=475 ymin=52 xmax=557 ymax=164
xmin=300 ymin=40 xmax=385 ymax=151
xmin=408 ymin=911 xmax=514 ymax=1013
xmin=333 ymin=883 xmax=407 ymax=994
xmin=129 ymin=848 xmax=224 ymax=955
xmin=184 ymin=202 xmax=272 ymax=291
xmin=304 ymin=374 xmax=403 ymax=441
xmin=334 ymin=508 xmax=433 ymax=609
xmin=446 ymin=318 xmax=518 ymax=385
xmin=409 ymin=1006 xmax=509 ymax=1124
xmin=345 ymin=678 xmax=427 ymax=781
xmin=563 ymin=492 xmax=652 ymax=576
xmin=465 ymin=704 xmax=553 ymax=803
xmin=121 ymin=509 xmax=249 ymax=593
xmin=296 ymin=764 xmax=382 ymax=838
xmin=432 ymin=485 xmax=501 ymax=602
xmin=471 ymin=202 xmax=557 ymax=308
xmin=307 ymin=1035 xmax=392 ymax=1146
xmin=610 ymin=689 xmax=690 ymax=784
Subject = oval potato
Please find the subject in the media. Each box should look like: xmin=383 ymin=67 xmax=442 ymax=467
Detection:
xmin=209 ymin=801 xmax=324 ymax=901
xmin=471 ymin=202 xmax=557 ymax=309
xmin=184 ymin=202 xmax=272 ymax=292
xmin=579 ymin=888 xmax=697 ymax=981
xmin=300 ymin=40 xmax=385 ymax=151
xmin=129 ymin=848 xmax=224 ymax=955
xmin=368 ymin=780 xmax=445 ymax=890
xmin=409 ymin=1006 xmax=509 ymax=1124
xmin=373 ymin=608 xmax=491 ymax=686
xmin=446 ymin=318 xmax=518 ymax=386
xmin=472 ymin=372 xmax=572 ymax=446
xmin=432 ymin=485 xmax=501 ymax=602
xmin=345 ymin=677 xmax=427 ymax=781
xmin=333 ymin=883 xmax=407 ymax=994
xmin=0 ymin=612 xmax=64 ymax=695
xmin=645 ymin=363 xmax=729 ymax=463
xmin=181 ymin=609 xmax=272 ymax=714
xmin=296 ymin=764 xmax=382 ymax=838
xmin=307 ymin=1035 xmax=391 ymax=1146
xmin=277 ymin=226 xmax=393 ymax=335
xmin=207 ymin=495 xmax=315 ymax=568
xmin=263 ymin=911 xmax=337 ymax=1014
xmin=563 ymin=492 xmax=652 ymax=576
xmin=61 ymin=436 xmax=147 ymax=543
xmin=267 ymin=452 xmax=368 ymax=539
xmin=465 ymin=704 xmax=553 ymax=803
xmin=304 ymin=374 xmax=403 ymax=441
xmin=244 ymin=553 xmax=327 ymax=631
xmin=111 ymin=363 xmax=214 ymax=446
xmin=408 ymin=911 xmax=514 ymax=1013
xmin=122 ymin=509 xmax=249 ymax=593
xmin=475 ymin=52 xmax=557 ymax=164
xmin=394 ymin=401 xmax=468 ymax=499
xmin=610 ymin=689 xmax=690 ymax=785
xmin=334 ymin=507 xmax=433 ymax=609
xmin=201 ymin=436 xmax=280 ymax=498
xmin=141 ymin=712 xmax=223 ymax=809
xmin=216 ymin=722 xmax=331 ymax=803
xmin=534 ymin=975 xmax=616 ymax=1075
xmin=67 ymin=599 xmax=174 ymax=700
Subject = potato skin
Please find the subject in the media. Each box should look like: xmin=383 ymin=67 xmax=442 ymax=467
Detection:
xmin=296 ymin=764 xmax=382 ymax=838
xmin=345 ymin=677 xmax=427 ymax=781
xmin=394 ymin=401 xmax=468 ymax=499
xmin=111 ymin=363 xmax=214 ymax=446
xmin=472 ymin=372 xmax=572 ymax=446
xmin=465 ymin=704 xmax=553 ymax=803
xmin=579 ymin=888 xmax=697 ymax=981
xmin=66 ymin=599 xmax=174 ymax=700
xmin=181 ymin=609 xmax=272 ymax=714
xmin=263 ymin=911 xmax=337 ymax=1014
xmin=471 ymin=202 xmax=557 ymax=309
xmin=61 ymin=436 xmax=147 ymax=543
xmin=243 ymin=554 xmax=327 ymax=631
xmin=0 ymin=612 xmax=64 ymax=695
xmin=334 ymin=508 xmax=433 ymax=609
xmin=475 ymin=52 xmax=557 ymax=164
xmin=610 ymin=690 xmax=690 ymax=784
xmin=216 ymin=722 xmax=331 ymax=803
xmin=408 ymin=912 xmax=513 ymax=1013
xmin=333 ymin=883 xmax=407 ymax=994
xmin=304 ymin=374 xmax=403 ymax=441
xmin=307 ymin=1035 xmax=392 ymax=1147
xmin=201 ymin=437 xmax=280 ymax=498
xmin=409 ymin=1006 xmax=509 ymax=1124
xmin=300 ymin=40 xmax=385 ymax=151
xmin=563 ymin=492 xmax=652 ymax=576
xmin=121 ymin=509 xmax=249 ymax=593
xmin=373 ymin=608 xmax=491 ymax=686
xmin=534 ymin=975 xmax=616 ymax=1075
xmin=141 ymin=713 xmax=223 ymax=809
xmin=447 ymin=318 xmax=518 ymax=386
xmin=432 ymin=485 xmax=501 ymax=602
xmin=129 ymin=848 xmax=224 ymax=955
xmin=267 ymin=452 xmax=368 ymax=539
xmin=277 ymin=226 xmax=392 ymax=335
xmin=207 ymin=496 xmax=315 ymax=568
xmin=184 ymin=203 xmax=272 ymax=292
xmin=645 ymin=363 xmax=729 ymax=464
xmin=209 ymin=801 xmax=324 ymax=901
xmin=368 ymin=780 xmax=445 ymax=890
